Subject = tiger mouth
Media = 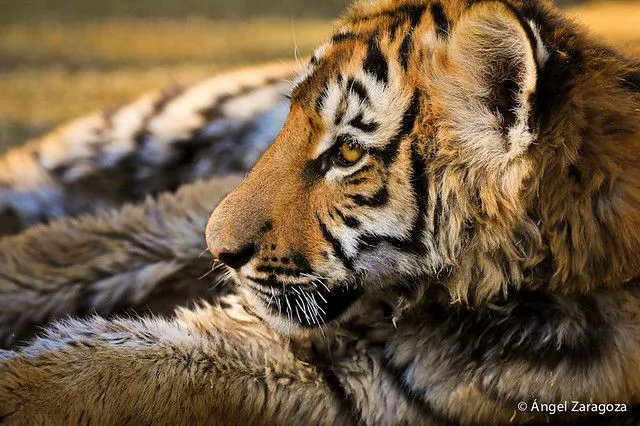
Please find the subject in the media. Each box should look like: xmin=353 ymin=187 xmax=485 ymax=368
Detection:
xmin=245 ymin=276 xmax=364 ymax=327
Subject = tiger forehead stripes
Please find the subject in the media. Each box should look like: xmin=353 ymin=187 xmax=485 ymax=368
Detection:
xmin=206 ymin=0 xmax=640 ymax=334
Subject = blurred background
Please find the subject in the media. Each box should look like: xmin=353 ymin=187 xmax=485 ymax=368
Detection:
xmin=0 ymin=0 xmax=638 ymax=152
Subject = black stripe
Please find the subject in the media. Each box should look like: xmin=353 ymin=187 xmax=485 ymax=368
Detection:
xmin=291 ymin=252 xmax=313 ymax=272
xmin=351 ymin=4 xmax=427 ymax=27
xmin=315 ymin=84 xmax=329 ymax=113
xmin=399 ymin=34 xmax=413 ymax=71
xmin=398 ymin=5 xmax=426 ymax=70
xmin=303 ymin=140 xmax=337 ymax=184
xmin=347 ymin=164 xmax=374 ymax=177
xmin=348 ymin=113 xmax=379 ymax=133
xmin=346 ymin=77 xmax=371 ymax=106
xmin=356 ymin=144 xmax=428 ymax=255
xmin=432 ymin=185 xmax=442 ymax=242
xmin=344 ymin=164 xmax=375 ymax=183
xmin=387 ymin=17 xmax=406 ymax=42
xmin=0 ymin=410 xmax=18 ymax=423
xmin=247 ymin=275 xmax=283 ymax=289
xmin=358 ymin=233 xmax=386 ymax=251
xmin=378 ymin=356 xmax=455 ymax=424
xmin=495 ymin=1 xmax=544 ymax=80
xmin=348 ymin=186 xmax=389 ymax=208
xmin=397 ymin=90 xmax=421 ymax=140
xmin=308 ymin=92 xmax=419 ymax=192
xmin=346 ymin=177 xmax=367 ymax=186
xmin=319 ymin=365 xmax=349 ymax=402
xmin=371 ymin=90 xmax=421 ymax=166
xmin=363 ymin=34 xmax=389 ymax=84
xmin=334 ymin=99 xmax=347 ymax=125
xmin=304 ymin=133 xmax=370 ymax=185
xmin=332 ymin=32 xmax=360 ymax=43
xmin=317 ymin=215 xmax=354 ymax=270
xmin=398 ymin=141 xmax=429 ymax=255
xmin=309 ymin=352 xmax=362 ymax=424
xmin=407 ymin=4 xmax=427 ymax=28
xmin=197 ymin=80 xmax=278 ymax=125
xmin=335 ymin=208 xmax=361 ymax=229
xmin=133 ymin=84 xmax=184 ymax=146
xmin=359 ymin=141 xmax=429 ymax=255
xmin=255 ymin=265 xmax=306 ymax=276
xmin=430 ymin=3 xmax=450 ymax=39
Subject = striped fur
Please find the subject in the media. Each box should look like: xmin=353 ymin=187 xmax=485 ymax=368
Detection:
xmin=3 ymin=0 xmax=640 ymax=424
xmin=0 ymin=63 xmax=294 ymax=236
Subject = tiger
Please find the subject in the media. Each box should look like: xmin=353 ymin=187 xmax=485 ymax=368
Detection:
xmin=2 ymin=0 xmax=640 ymax=424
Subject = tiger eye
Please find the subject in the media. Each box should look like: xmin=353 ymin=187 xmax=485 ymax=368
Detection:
xmin=339 ymin=142 xmax=364 ymax=165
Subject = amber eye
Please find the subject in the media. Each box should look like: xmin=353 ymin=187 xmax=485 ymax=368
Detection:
xmin=337 ymin=141 xmax=365 ymax=166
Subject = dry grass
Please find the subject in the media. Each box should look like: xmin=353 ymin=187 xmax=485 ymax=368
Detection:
xmin=0 ymin=19 xmax=330 ymax=150
xmin=0 ymin=19 xmax=330 ymax=68
xmin=0 ymin=2 xmax=638 ymax=151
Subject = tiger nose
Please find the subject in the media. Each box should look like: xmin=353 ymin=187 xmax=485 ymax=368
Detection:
xmin=212 ymin=244 xmax=256 ymax=270
xmin=206 ymin=198 xmax=262 ymax=270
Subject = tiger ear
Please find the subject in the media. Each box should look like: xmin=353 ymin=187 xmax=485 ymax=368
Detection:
xmin=437 ymin=1 xmax=541 ymax=161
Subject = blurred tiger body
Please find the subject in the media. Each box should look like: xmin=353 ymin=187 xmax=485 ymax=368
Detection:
xmin=0 ymin=63 xmax=293 ymax=235
xmin=3 ymin=0 xmax=640 ymax=424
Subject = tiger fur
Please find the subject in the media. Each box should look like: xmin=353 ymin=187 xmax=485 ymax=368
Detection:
xmin=2 ymin=0 xmax=640 ymax=424
xmin=0 ymin=63 xmax=293 ymax=236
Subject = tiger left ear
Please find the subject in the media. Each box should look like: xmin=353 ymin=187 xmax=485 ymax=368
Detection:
xmin=436 ymin=1 xmax=541 ymax=161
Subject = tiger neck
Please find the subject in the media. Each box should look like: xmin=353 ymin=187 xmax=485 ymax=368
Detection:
xmin=533 ymin=45 xmax=640 ymax=294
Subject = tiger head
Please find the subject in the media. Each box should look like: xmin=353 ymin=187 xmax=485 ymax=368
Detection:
xmin=206 ymin=0 xmax=554 ymax=332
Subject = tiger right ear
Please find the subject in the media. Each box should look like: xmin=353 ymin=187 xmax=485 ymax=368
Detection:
xmin=434 ymin=1 xmax=541 ymax=166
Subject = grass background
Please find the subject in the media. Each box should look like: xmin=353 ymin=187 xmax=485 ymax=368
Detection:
xmin=0 ymin=0 xmax=638 ymax=152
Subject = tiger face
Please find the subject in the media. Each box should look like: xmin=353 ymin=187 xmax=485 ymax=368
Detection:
xmin=206 ymin=0 xmax=546 ymax=332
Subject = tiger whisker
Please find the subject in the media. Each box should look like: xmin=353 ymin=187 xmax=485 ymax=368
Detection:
xmin=290 ymin=17 xmax=303 ymax=70
xmin=285 ymin=293 xmax=293 ymax=324
xmin=301 ymin=292 xmax=316 ymax=321
xmin=198 ymin=267 xmax=217 ymax=281
xmin=296 ymin=295 xmax=311 ymax=324
xmin=294 ymin=299 xmax=304 ymax=324
xmin=310 ymin=292 xmax=326 ymax=316
xmin=210 ymin=269 xmax=233 ymax=291
xmin=268 ymin=287 xmax=276 ymax=311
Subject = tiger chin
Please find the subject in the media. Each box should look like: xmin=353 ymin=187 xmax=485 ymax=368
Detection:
xmin=3 ymin=0 xmax=640 ymax=424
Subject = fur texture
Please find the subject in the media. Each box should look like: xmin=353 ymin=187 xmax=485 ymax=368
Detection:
xmin=0 ymin=176 xmax=241 ymax=347
xmin=0 ymin=63 xmax=292 ymax=236
xmin=2 ymin=0 xmax=640 ymax=424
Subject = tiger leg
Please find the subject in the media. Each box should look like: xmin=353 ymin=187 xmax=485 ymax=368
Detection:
xmin=0 ymin=294 xmax=353 ymax=425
